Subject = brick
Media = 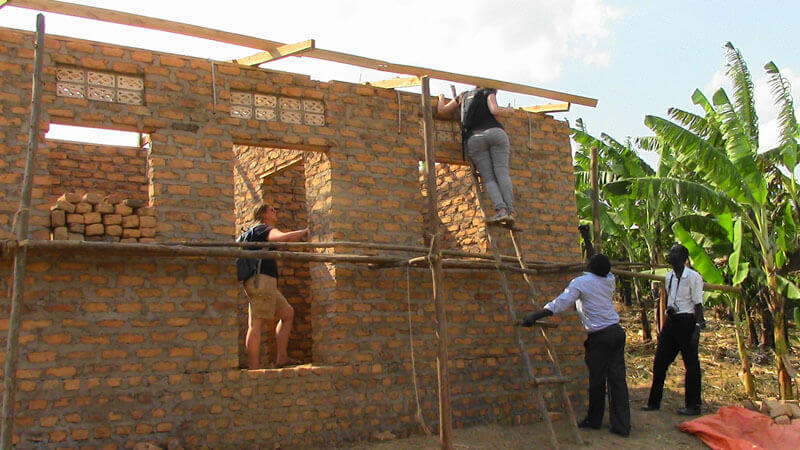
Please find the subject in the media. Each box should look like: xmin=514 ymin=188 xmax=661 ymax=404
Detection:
xmin=82 ymin=192 xmax=102 ymax=204
xmin=85 ymin=223 xmax=104 ymax=236
xmin=122 ymin=215 xmax=140 ymax=228
xmin=82 ymin=302 xmax=108 ymax=312
xmin=75 ymin=202 xmax=92 ymax=213
xmin=59 ymin=192 xmax=82 ymax=203
xmin=50 ymin=209 xmax=66 ymax=227
xmin=52 ymin=227 xmax=68 ymax=240
xmin=122 ymin=228 xmax=141 ymax=238
xmin=103 ymin=214 xmax=122 ymax=225
xmin=68 ymin=223 xmax=85 ymax=234
xmin=106 ymin=225 xmax=123 ymax=236
xmin=115 ymin=204 xmax=133 ymax=215
xmin=139 ymin=215 xmax=156 ymax=228
xmin=95 ymin=202 xmax=114 ymax=214
xmin=66 ymin=213 xmax=84 ymax=224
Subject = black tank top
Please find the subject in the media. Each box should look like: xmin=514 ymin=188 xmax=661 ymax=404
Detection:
xmin=460 ymin=88 xmax=503 ymax=138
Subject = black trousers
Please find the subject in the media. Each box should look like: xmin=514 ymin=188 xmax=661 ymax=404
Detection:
xmin=583 ymin=323 xmax=630 ymax=433
xmin=646 ymin=313 xmax=701 ymax=408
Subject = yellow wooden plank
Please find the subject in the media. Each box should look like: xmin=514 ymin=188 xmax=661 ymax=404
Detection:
xmin=7 ymin=0 xmax=284 ymax=50
xmin=234 ymin=39 xmax=315 ymax=66
xmin=6 ymin=0 xmax=598 ymax=107
xmin=307 ymin=49 xmax=597 ymax=107
xmin=521 ymin=102 xmax=571 ymax=114
xmin=366 ymin=76 xmax=421 ymax=89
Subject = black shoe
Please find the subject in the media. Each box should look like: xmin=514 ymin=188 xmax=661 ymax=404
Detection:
xmin=640 ymin=404 xmax=659 ymax=411
xmin=609 ymin=428 xmax=630 ymax=437
xmin=677 ymin=406 xmax=701 ymax=416
xmin=578 ymin=419 xmax=601 ymax=430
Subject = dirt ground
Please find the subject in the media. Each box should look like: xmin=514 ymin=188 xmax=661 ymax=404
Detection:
xmin=339 ymin=304 xmax=797 ymax=449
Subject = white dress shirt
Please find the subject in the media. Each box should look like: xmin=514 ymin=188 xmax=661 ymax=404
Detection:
xmin=665 ymin=266 xmax=704 ymax=314
xmin=544 ymin=272 xmax=620 ymax=333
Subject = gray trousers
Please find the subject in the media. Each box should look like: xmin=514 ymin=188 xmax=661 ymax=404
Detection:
xmin=467 ymin=127 xmax=514 ymax=214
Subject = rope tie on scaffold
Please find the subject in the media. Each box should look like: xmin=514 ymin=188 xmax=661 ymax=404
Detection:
xmin=405 ymin=264 xmax=432 ymax=435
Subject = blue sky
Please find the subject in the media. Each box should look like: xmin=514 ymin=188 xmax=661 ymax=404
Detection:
xmin=555 ymin=1 xmax=800 ymax=154
xmin=0 ymin=0 xmax=797 ymax=159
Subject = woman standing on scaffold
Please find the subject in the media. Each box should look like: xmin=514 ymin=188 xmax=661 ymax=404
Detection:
xmin=438 ymin=87 xmax=515 ymax=226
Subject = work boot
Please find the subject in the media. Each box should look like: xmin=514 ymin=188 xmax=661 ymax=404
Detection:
xmin=486 ymin=209 xmax=509 ymax=224
xmin=677 ymin=406 xmax=701 ymax=416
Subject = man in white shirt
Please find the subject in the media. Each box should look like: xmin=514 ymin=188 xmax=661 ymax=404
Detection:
xmin=521 ymin=254 xmax=631 ymax=437
xmin=642 ymin=244 xmax=706 ymax=416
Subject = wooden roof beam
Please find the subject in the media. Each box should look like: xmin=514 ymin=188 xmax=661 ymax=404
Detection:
xmin=365 ymin=76 xmax=421 ymax=89
xmin=305 ymin=48 xmax=597 ymax=107
xmin=6 ymin=0 xmax=598 ymax=107
xmin=521 ymin=102 xmax=571 ymax=114
xmin=234 ymin=39 xmax=315 ymax=66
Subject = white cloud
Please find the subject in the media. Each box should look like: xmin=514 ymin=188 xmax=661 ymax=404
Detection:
xmin=755 ymin=67 xmax=800 ymax=151
xmin=703 ymin=69 xmax=729 ymax=96
xmin=702 ymin=65 xmax=800 ymax=151
xmin=0 ymin=0 xmax=623 ymax=99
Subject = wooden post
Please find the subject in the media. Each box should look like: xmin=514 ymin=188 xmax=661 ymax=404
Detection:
xmin=1 ymin=13 xmax=45 ymax=450
xmin=590 ymin=146 xmax=601 ymax=253
xmin=420 ymin=76 xmax=453 ymax=450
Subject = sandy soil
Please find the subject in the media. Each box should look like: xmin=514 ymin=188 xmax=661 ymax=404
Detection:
xmin=339 ymin=303 xmax=797 ymax=449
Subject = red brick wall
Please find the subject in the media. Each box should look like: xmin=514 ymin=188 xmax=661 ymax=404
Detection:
xmin=45 ymin=140 xmax=148 ymax=203
xmin=232 ymin=145 xmax=312 ymax=366
xmin=0 ymin=27 xmax=586 ymax=448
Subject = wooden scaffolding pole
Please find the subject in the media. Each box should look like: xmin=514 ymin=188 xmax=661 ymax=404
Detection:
xmin=1 ymin=13 xmax=44 ymax=450
xmin=420 ymin=76 xmax=452 ymax=450
xmin=590 ymin=146 xmax=601 ymax=253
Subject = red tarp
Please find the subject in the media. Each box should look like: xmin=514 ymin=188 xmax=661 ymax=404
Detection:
xmin=678 ymin=405 xmax=800 ymax=449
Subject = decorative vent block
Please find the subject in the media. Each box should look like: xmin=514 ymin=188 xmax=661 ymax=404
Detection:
xmin=230 ymin=90 xmax=325 ymax=125
xmin=305 ymin=113 xmax=325 ymax=126
xmin=88 ymin=71 xmax=115 ymax=87
xmin=255 ymin=108 xmax=276 ymax=121
xmin=281 ymin=110 xmax=302 ymax=124
xmin=254 ymin=94 xmax=276 ymax=108
xmin=230 ymin=91 xmax=252 ymax=106
xmin=56 ymin=66 xmax=143 ymax=105
xmin=87 ymin=86 xmax=115 ymax=102
xmin=230 ymin=105 xmax=252 ymax=119
xmin=56 ymin=68 xmax=85 ymax=83
xmin=56 ymin=82 xmax=85 ymax=98
xmin=117 ymin=76 xmax=144 ymax=91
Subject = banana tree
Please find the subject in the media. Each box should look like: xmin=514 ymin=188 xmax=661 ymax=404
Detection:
xmin=644 ymin=43 xmax=800 ymax=399
xmin=572 ymin=124 xmax=655 ymax=340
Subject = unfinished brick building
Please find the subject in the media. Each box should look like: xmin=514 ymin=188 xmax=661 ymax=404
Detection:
xmin=0 ymin=4 xmax=597 ymax=448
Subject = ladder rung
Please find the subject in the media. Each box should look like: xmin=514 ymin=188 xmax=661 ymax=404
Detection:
xmin=532 ymin=376 xmax=571 ymax=385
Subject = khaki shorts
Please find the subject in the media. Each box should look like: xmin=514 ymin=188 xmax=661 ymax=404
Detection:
xmin=244 ymin=274 xmax=290 ymax=320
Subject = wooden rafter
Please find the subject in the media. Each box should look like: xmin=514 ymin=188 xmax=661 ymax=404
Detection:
xmin=307 ymin=48 xmax=597 ymax=106
xmin=234 ymin=39 xmax=315 ymax=66
xmin=366 ymin=76 xmax=421 ymax=89
xmin=5 ymin=0 xmax=598 ymax=107
xmin=521 ymin=102 xmax=571 ymax=114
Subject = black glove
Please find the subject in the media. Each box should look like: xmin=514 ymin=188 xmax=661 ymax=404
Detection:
xmin=665 ymin=306 xmax=676 ymax=318
xmin=521 ymin=309 xmax=553 ymax=327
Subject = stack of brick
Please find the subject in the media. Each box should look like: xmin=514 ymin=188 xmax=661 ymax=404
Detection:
xmin=49 ymin=192 xmax=156 ymax=242
xmin=744 ymin=399 xmax=800 ymax=425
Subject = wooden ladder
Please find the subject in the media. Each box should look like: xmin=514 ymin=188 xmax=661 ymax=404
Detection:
xmin=469 ymin=166 xmax=584 ymax=449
